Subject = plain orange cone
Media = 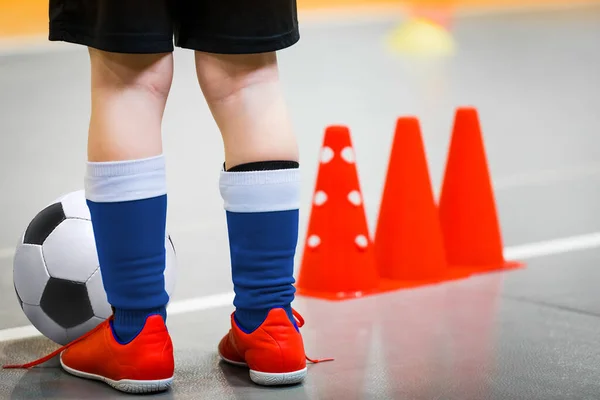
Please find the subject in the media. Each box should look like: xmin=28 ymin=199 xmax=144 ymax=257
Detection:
xmin=374 ymin=117 xmax=466 ymax=285
xmin=439 ymin=107 xmax=521 ymax=273
xmin=410 ymin=4 xmax=454 ymax=28
xmin=296 ymin=126 xmax=380 ymax=300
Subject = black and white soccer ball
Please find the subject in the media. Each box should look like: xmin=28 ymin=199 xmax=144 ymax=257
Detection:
xmin=13 ymin=190 xmax=177 ymax=345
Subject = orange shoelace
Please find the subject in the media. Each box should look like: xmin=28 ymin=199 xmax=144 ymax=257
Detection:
xmin=3 ymin=318 xmax=111 ymax=369
xmin=292 ymin=309 xmax=335 ymax=364
xmin=4 ymin=310 xmax=333 ymax=369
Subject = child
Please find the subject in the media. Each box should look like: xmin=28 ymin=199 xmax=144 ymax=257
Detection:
xmin=7 ymin=0 xmax=330 ymax=393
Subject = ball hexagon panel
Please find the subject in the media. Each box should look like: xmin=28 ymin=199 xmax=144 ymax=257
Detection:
xmin=57 ymin=190 xmax=91 ymax=220
xmin=13 ymin=244 xmax=50 ymax=306
xmin=42 ymin=218 xmax=99 ymax=282
xmin=40 ymin=278 xmax=94 ymax=329
xmin=85 ymin=269 xmax=112 ymax=319
xmin=22 ymin=303 xmax=67 ymax=345
xmin=23 ymin=202 xmax=66 ymax=245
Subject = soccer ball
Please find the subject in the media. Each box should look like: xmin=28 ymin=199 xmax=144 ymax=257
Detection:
xmin=13 ymin=190 xmax=177 ymax=345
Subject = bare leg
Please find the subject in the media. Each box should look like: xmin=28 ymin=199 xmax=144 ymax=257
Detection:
xmin=195 ymin=51 xmax=298 ymax=169
xmin=88 ymin=49 xmax=173 ymax=162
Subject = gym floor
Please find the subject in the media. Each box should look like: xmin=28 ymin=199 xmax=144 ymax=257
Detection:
xmin=1 ymin=3 xmax=600 ymax=399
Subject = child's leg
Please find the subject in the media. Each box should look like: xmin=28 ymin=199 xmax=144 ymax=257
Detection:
xmin=87 ymin=50 xmax=172 ymax=162
xmin=25 ymin=2 xmax=178 ymax=393
xmin=196 ymin=51 xmax=299 ymax=333
xmin=195 ymin=52 xmax=298 ymax=168
xmin=16 ymin=47 xmax=177 ymax=394
xmin=86 ymin=49 xmax=173 ymax=343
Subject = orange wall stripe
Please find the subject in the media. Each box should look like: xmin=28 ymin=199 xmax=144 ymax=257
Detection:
xmin=0 ymin=0 xmax=595 ymax=39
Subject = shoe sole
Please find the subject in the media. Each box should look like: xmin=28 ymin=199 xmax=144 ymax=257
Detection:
xmin=60 ymin=354 xmax=173 ymax=394
xmin=218 ymin=351 xmax=307 ymax=386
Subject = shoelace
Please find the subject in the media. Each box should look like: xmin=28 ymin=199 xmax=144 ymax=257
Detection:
xmin=292 ymin=309 xmax=334 ymax=364
xmin=4 ymin=311 xmax=333 ymax=369
xmin=3 ymin=317 xmax=111 ymax=369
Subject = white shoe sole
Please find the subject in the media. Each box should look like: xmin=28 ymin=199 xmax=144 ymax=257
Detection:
xmin=219 ymin=351 xmax=307 ymax=386
xmin=60 ymin=354 xmax=173 ymax=394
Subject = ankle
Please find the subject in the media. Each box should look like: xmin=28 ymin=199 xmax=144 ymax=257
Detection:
xmin=234 ymin=305 xmax=295 ymax=333
xmin=112 ymin=307 xmax=167 ymax=343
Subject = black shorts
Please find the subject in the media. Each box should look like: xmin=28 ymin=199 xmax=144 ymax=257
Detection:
xmin=48 ymin=0 xmax=300 ymax=54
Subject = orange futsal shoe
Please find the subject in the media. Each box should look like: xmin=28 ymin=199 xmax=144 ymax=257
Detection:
xmin=4 ymin=315 xmax=174 ymax=394
xmin=218 ymin=308 xmax=333 ymax=386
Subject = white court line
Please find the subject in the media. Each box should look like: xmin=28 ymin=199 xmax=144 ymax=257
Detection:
xmin=0 ymin=292 xmax=235 ymax=343
xmin=0 ymin=326 xmax=40 ymax=343
xmin=503 ymin=232 xmax=600 ymax=261
xmin=167 ymin=291 xmax=234 ymax=316
xmin=2 ymin=232 xmax=600 ymax=343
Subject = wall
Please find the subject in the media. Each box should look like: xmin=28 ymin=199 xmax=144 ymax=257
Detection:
xmin=0 ymin=0 xmax=592 ymax=39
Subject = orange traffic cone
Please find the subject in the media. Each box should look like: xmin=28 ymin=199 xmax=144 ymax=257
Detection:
xmin=439 ymin=107 xmax=522 ymax=273
xmin=374 ymin=117 xmax=467 ymax=285
xmin=296 ymin=126 xmax=380 ymax=300
xmin=411 ymin=4 xmax=454 ymax=29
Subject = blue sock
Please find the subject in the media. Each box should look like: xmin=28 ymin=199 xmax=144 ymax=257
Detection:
xmin=220 ymin=161 xmax=300 ymax=333
xmin=85 ymin=155 xmax=169 ymax=344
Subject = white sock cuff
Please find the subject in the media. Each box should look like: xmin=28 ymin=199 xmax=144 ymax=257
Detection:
xmin=85 ymin=155 xmax=167 ymax=203
xmin=219 ymin=168 xmax=301 ymax=213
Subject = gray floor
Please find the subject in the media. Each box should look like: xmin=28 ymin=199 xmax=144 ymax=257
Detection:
xmin=1 ymin=3 xmax=600 ymax=399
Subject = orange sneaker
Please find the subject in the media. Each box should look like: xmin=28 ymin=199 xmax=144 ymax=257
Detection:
xmin=218 ymin=308 xmax=333 ymax=386
xmin=4 ymin=315 xmax=174 ymax=394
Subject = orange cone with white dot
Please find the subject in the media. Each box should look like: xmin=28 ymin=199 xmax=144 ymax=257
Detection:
xmin=296 ymin=126 xmax=380 ymax=300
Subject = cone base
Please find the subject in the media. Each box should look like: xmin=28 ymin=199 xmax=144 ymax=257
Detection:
xmin=450 ymin=260 xmax=524 ymax=276
xmin=296 ymin=269 xmax=472 ymax=301
xmin=380 ymin=268 xmax=471 ymax=291
xmin=296 ymin=285 xmax=386 ymax=301
xmin=296 ymin=261 xmax=523 ymax=302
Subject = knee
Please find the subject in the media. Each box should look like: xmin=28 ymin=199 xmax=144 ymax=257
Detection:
xmin=195 ymin=52 xmax=280 ymax=103
xmin=89 ymin=48 xmax=174 ymax=101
